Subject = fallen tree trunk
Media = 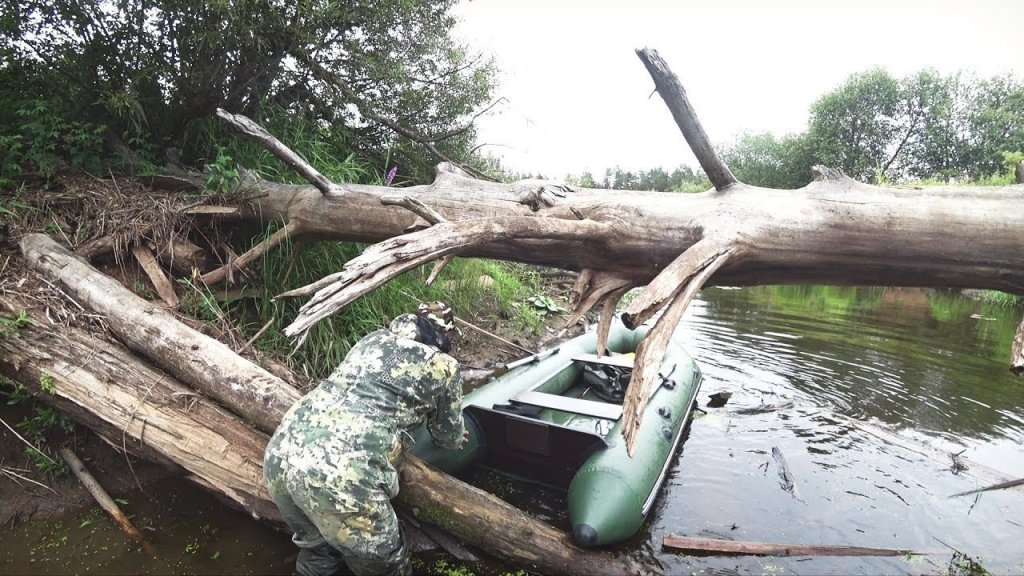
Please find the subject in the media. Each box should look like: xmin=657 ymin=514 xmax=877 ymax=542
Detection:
xmin=6 ymin=235 xmax=639 ymax=575
xmin=202 ymin=50 xmax=1024 ymax=452
xmin=19 ymin=233 xmax=300 ymax=435
xmin=0 ymin=295 xmax=281 ymax=522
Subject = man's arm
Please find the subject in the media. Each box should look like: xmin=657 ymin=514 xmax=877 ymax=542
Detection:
xmin=426 ymin=354 xmax=466 ymax=450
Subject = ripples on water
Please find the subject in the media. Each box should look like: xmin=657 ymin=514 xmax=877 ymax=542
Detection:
xmin=648 ymin=286 xmax=1024 ymax=575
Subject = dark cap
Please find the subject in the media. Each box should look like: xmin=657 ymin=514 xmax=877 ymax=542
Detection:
xmin=416 ymin=301 xmax=455 ymax=333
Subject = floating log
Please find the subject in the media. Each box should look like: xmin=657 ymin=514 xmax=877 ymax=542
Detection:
xmin=663 ymin=534 xmax=922 ymax=557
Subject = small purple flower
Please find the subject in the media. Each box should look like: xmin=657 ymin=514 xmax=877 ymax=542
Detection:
xmin=384 ymin=166 xmax=398 ymax=186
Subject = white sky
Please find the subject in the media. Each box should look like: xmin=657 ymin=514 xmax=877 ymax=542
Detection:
xmin=453 ymin=0 xmax=1024 ymax=177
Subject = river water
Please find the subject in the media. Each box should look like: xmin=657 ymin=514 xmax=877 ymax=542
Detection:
xmin=644 ymin=286 xmax=1024 ymax=575
xmin=2 ymin=286 xmax=1022 ymax=575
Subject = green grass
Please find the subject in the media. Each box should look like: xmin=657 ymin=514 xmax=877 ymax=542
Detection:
xmin=199 ymin=224 xmax=543 ymax=380
xmin=976 ymin=290 xmax=1022 ymax=307
xmin=179 ymin=104 xmax=546 ymax=378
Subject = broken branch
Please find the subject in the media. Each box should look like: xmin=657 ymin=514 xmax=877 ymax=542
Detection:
xmin=200 ymin=221 xmax=297 ymax=286
xmin=621 ymin=237 xmax=733 ymax=329
xmin=280 ymin=217 xmax=611 ymax=340
xmin=60 ymin=447 xmax=155 ymax=555
xmin=636 ymin=48 xmax=738 ymax=191
xmin=216 ymin=109 xmax=341 ymax=195
xmin=948 ymin=477 xmax=1024 ymax=498
xmin=622 ymin=247 xmax=734 ymax=455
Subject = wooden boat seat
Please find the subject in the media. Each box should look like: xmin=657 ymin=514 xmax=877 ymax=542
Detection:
xmin=510 ymin=391 xmax=623 ymax=420
xmin=571 ymin=353 xmax=635 ymax=369
xmin=506 ymin=354 xmax=636 ymax=420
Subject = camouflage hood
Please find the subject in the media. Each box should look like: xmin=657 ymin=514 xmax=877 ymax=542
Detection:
xmin=388 ymin=314 xmax=421 ymax=341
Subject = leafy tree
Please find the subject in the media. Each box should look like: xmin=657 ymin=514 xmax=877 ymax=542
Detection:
xmin=808 ymin=68 xmax=901 ymax=182
xmin=0 ymin=0 xmax=496 ymax=178
xmin=808 ymin=68 xmax=1023 ymax=183
xmin=963 ymin=74 xmax=1024 ymax=178
xmin=721 ymin=131 xmax=815 ymax=189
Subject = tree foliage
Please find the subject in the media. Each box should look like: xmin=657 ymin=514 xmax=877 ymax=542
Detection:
xmin=565 ymin=68 xmax=1022 ymax=189
xmin=0 ymin=0 xmax=496 ymax=178
xmin=809 ymin=68 xmax=1024 ymax=183
xmin=720 ymin=131 xmax=815 ymax=189
xmin=565 ymin=165 xmax=710 ymax=193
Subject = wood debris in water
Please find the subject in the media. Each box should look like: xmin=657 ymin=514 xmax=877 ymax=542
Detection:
xmin=771 ymin=446 xmax=804 ymax=503
xmin=663 ymin=534 xmax=924 ymax=557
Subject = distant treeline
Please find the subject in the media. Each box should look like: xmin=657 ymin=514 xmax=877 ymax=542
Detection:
xmin=562 ymin=68 xmax=1024 ymax=191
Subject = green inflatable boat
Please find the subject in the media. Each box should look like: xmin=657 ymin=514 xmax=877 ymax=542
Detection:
xmin=411 ymin=316 xmax=703 ymax=547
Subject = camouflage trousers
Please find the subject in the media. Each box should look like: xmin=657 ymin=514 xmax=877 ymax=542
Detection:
xmin=264 ymin=437 xmax=409 ymax=576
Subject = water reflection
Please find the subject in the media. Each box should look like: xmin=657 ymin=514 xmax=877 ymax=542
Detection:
xmin=650 ymin=286 xmax=1024 ymax=575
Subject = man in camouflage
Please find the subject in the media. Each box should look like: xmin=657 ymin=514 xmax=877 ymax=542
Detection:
xmin=264 ymin=302 xmax=466 ymax=576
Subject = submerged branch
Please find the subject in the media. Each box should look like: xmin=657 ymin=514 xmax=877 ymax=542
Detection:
xmin=663 ymin=534 xmax=925 ymax=557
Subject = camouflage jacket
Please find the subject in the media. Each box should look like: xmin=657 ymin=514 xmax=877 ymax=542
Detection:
xmin=265 ymin=315 xmax=464 ymax=497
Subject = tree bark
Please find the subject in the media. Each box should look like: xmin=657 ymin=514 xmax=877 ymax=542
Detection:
xmin=20 ymin=234 xmax=300 ymax=435
xmin=0 ymin=296 xmax=282 ymax=523
xmin=205 ymin=49 xmax=1024 ymax=453
xmin=8 ymin=237 xmax=638 ymax=575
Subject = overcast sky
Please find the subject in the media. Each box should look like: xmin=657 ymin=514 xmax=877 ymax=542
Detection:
xmin=453 ymin=0 xmax=1024 ymax=177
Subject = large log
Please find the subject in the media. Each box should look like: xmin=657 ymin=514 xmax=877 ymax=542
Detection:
xmin=205 ymin=49 xmax=1024 ymax=455
xmin=19 ymin=233 xmax=301 ymax=435
xmin=10 ymin=235 xmax=639 ymax=575
xmin=0 ymin=296 xmax=281 ymax=523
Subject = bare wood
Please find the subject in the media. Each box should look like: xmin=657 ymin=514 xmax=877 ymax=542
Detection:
xmin=621 ymin=238 xmax=732 ymax=330
xmin=59 ymin=447 xmax=156 ymax=554
xmin=2 ymin=269 xmax=625 ymax=573
xmin=201 ymin=221 xmax=297 ymax=286
xmin=0 ymin=301 xmax=282 ymax=523
xmin=1012 ymin=315 xmax=1024 ymax=376
xmin=379 ymin=195 xmax=453 ymax=284
xmin=636 ymin=49 xmax=737 ymax=191
xmin=662 ymin=534 xmax=921 ymax=557
xmin=240 ymin=317 xmax=275 ymax=354
xmin=281 ymin=217 xmax=611 ymax=338
xmin=75 ymin=236 xmax=117 ymax=260
xmin=20 ymin=233 xmax=301 ymax=434
xmin=563 ymin=271 xmax=634 ymax=332
xmin=183 ymin=206 xmax=239 ymax=215
xmin=381 ymin=195 xmax=447 ymax=225
xmin=397 ymin=456 xmax=640 ymax=576
xmin=216 ymin=109 xmax=340 ymax=196
xmin=623 ymin=248 xmax=734 ymax=455
xmin=426 ymin=256 xmax=454 ymax=285
xmin=596 ymin=286 xmax=631 ymax=357
xmin=155 ymin=235 xmax=208 ymax=275
xmin=131 ymin=244 xmax=180 ymax=308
